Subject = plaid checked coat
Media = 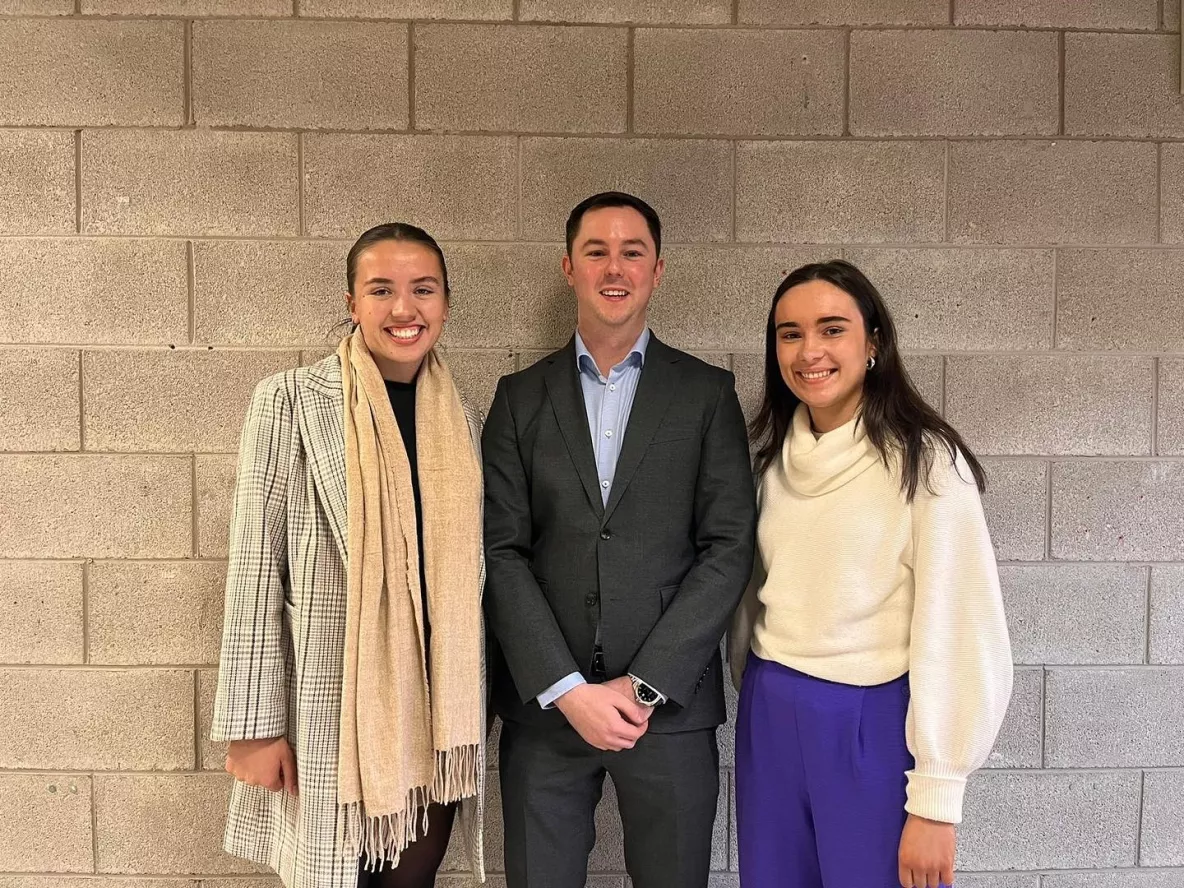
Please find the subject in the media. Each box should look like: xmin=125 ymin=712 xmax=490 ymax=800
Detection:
xmin=211 ymin=353 xmax=486 ymax=888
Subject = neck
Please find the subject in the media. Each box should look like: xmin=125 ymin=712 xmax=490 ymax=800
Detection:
xmin=577 ymin=319 xmax=645 ymax=377
xmin=807 ymin=394 xmax=862 ymax=434
xmin=373 ymin=353 xmax=422 ymax=384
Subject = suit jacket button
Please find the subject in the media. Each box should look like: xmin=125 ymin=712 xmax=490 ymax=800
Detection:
xmin=600 ymin=530 xmax=611 ymax=540
xmin=585 ymin=593 xmax=599 ymax=607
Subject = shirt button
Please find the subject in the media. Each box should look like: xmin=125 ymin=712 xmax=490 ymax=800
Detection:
xmin=608 ymin=383 xmax=616 ymax=391
xmin=604 ymin=429 xmax=613 ymax=438
xmin=601 ymin=480 xmax=610 ymax=489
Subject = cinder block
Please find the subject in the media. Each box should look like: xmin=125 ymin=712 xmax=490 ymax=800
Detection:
xmin=83 ymin=350 xmax=298 ymax=453
xmin=948 ymin=141 xmax=1157 ymax=244
xmin=193 ymin=21 xmax=407 ymax=130
xmin=0 ymin=20 xmax=182 ymax=126
xmin=416 ymin=24 xmax=626 ymax=133
xmin=0 ymin=774 xmax=92 ymax=872
xmin=955 ymin=0 xmax=1158 ymax=27
xmin=1167 ymin=0 xmax=1181 ymax=29
xmin=0 ymin=455 xmax=191 ymax=558
xmin=903 ymin=354 xmax=943 ymax=409
xmin=634 ymin=29 xmax=844 ymax=136
xmin=999 ymin=565 xmax=1147 ymax=665
xmin=980 ymin=459 xmax=1047 ymax=562
xmin=1163 ymin=145 xmax=1184 ymax=244
xmin=443 ymin=349 xmax=515 ymax=414
xmin=1057 ymin=250 xmax=1184 ymax=351
xmin=731 ymin=352 xmax=764 ymax=427
xmin=1044 ymin=872 xmax=1184 ymax=888
xmin=1046 ymin=668 xmax=1184 ymax=767
xmin=0 ymin=880 xmax=198 ymax=888
xmin=739 ymin=0 xmax=946 ymax=24
xmin=945 ymin=356 xmax=1153 ymax=456
xmin=194 ymin=241 xmax=344 ymax=347
xmin=304 ymin=134 xmax=516 ymax=240
xmin=89 ymin=562 xmax=225 ymax=666
xmin=1052 ymin=461 xmax=1184 ymax=561
xmin=709 ymin=876 xmax=739 ymax=888
xmin=0 ymin=348 xmax=79 ymax=451
xmin=0 ymin=0 xmax=73 ymax=11
xmin=845 ymin=248 xmax=1054 ymax=350
xmin=1151 ymin=566 xmax=1184 ymax=665
xmin=94 ymin=774 xmax=267 ymax=874
xmin=442 ymin=243 xmax=566 ymax=350
xmin=1066 ymin=34 xmax=1184 ymax=137
xmin=0 ymin=131 xmax=74 ymax=235
xmin=521 ymin=0 xmax=729 ymax=22
xmin=198 ymin=668 xmax=224 ymax=770
xmin=0 ymin=239 xmax=187 ymax=345
xmin=736 ymin=142 xmax=945 ymax=243
xmin=956 ymin=876 xmax=1040 ymax=888
xmin=958 ymin=771 xmax=1140 ymax=869
xmin=197 ymin=454 xmax=238 ymax=559
xmin=648 ymin=246 xmax=831 ymax=353
xmin=0 ymin=669 xmax=193 ymax=770
xmin=0 ymin=561 xmax=83 ymax=664
xmin=850 ymin=29 xmax=1058 ymax=136
xmin=520 ymin=137 xmax=733 ymax=243
xmin=985 ymin=667 xmax=1042 ymax=769
xmin=1142 ymin=770 xmax=1184 ymax=865
xmin=82 ymin=130 xmax=299 ymax=237
xmin=85 ymin=0 xmax=290 ymax=12
xmin=299 ymin=0 xmax=509 ymax=18
xmin=728 ymin=770 xmax=737 ymax=871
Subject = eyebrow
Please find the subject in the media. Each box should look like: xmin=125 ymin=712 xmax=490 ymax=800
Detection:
xmin=775 ymin=315 xmax=853 ymax=330
xmin=580 ymin=238 xmax=650 ymax=249
xmin=363 ymin=276 xmax=441 ymax=287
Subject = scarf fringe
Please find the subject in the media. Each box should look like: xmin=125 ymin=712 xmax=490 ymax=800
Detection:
xmin=341 ymin=743 xmax=482 ymax=870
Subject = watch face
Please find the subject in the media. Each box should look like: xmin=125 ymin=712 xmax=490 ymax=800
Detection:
xmin=636 ymin=683 xmax=659 ymax=704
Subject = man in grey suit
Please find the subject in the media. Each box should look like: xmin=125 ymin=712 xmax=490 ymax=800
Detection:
xmin=483 ymin=191 xmax=757 ymax=888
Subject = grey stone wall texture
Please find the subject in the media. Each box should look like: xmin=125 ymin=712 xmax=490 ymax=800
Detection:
xmin=0 ymin=0 xmax=1181 ymax=885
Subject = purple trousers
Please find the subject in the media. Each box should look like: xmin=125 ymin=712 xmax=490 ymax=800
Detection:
xmin=735 ymin=652 xmax=913 ymax=888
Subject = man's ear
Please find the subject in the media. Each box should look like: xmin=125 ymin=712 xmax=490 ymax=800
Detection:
xmin=561 ymin=253 xmax=575 ymax=286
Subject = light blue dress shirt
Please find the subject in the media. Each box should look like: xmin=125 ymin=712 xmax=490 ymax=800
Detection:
xmin=537 ymin=328 xmax=666 ymax=709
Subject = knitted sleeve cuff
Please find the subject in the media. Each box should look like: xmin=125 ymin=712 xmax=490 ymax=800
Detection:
xmin=904 ymin=769 xmax=967 ymax=824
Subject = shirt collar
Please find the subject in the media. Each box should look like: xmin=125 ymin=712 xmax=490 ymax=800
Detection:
xmin=575 ymin=327 xmax=650 ymax=378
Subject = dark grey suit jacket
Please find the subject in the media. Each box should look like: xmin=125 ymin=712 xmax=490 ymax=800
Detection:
xmin=482 ymin=334 xmax=756 ymax=733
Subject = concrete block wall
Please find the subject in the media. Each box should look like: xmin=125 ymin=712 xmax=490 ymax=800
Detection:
xmin=0 ymin=1 xmax=1181 ymax=884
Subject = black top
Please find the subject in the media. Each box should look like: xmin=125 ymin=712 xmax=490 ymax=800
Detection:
xmin=384 ymin=378 xmax=430 ymax=657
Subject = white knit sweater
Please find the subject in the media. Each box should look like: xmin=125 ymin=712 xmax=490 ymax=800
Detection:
xmin=730 ymin=405 xmax=1013 ymax=824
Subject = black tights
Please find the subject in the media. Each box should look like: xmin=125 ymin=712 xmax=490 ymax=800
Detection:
xmin=355 ymin=803 xmax=457 ymax=888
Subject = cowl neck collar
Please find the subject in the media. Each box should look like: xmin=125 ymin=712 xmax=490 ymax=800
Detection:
xmin=781 ymin=403 xmax=881 ymax=496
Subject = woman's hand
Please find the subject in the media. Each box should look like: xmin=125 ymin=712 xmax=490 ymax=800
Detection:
xmin=225 ymin=736 xmax=298 ymax=796
xmin=898 ymin=813 xmax=955 ymax=888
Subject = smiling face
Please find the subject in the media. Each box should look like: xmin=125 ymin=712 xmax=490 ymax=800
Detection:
xmin=562 ymin=205 xmax=664 ymax=342
xmin=774 ymin=278 xmax=876 ymax=433
xmin=346 ymin=239 xmax=448 ymax=382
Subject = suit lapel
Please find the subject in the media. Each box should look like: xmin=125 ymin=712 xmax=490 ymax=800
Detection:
xmin=603 ymin=335 xmax=678 ymax=524
xmin=544 ymin=339 xmax=605 ymax=519
xmin=296 ymin=356 xmax=349 ymax=564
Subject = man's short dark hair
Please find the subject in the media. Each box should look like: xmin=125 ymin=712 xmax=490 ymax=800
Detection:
xmin=564 ymin=191 xmax=662 ymax=258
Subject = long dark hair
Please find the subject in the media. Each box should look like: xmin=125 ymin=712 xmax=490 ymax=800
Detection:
xmin=749 ymin=259 xmax=986 ymax=501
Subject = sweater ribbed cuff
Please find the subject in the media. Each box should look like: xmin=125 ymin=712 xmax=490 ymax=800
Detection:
xmin=904 ymin=768 xmax=967 ymax=824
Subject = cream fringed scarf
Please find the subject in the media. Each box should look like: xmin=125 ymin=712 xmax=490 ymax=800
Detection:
xmin=336 ymin=329 xmax=483 ymax=869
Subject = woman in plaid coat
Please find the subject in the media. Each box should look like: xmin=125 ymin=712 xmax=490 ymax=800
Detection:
xmin=212 ymin=223 xmax=487 ymax=888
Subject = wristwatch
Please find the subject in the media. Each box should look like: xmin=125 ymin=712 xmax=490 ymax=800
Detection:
xmin=630 ymin=675 xmax=662 ymax=707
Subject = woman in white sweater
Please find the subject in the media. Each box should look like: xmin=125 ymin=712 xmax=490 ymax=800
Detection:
xmin=729 ymin=260 xmax=1012 ymax=888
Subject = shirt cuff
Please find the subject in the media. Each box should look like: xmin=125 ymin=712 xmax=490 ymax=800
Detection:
xmin=628 ymin=674 xmax=667 ymax=705
xmin=537 ymin=672 xmax=586 ymax=710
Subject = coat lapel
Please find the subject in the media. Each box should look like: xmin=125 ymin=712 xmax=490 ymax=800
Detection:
xmin=296 ymin=355 xmax=349 ymax=564
xmin=603 ymin=335 xmax=678 ymax=524
xmin=543 ymin=339 xmax=605 ymax=519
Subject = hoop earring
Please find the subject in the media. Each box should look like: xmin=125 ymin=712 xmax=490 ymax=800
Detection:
xmin=866 ymin=356 xmax=876 ymax=370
